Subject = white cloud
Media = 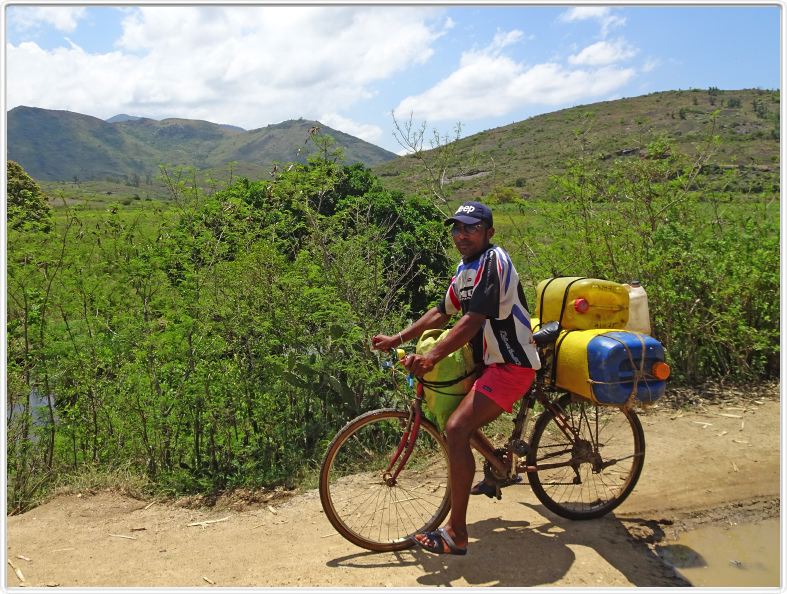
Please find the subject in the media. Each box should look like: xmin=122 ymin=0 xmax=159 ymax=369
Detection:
xmin=319 ymin=113 xmax=383 ymax=145
xmin=7 ymin=6 xmax=444 ymax=130
xmin=560 ymin=7 xmax=610 ymax=22
xmin=8 ymin=6 xmax=87 ymax=33
xmin=568 ymin=39 xmax=638 ymax=66
xmin=642 ymin=58 xmax=660 ymax=73
xmin=489 ymin=29 xmax=524 ymax=53
xmin=394 ymin=30 xmax=636 ymax=122
xmin=559 ymin=7 xmax=626 ymax=37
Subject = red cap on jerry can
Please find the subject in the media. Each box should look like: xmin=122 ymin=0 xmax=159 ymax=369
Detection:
xmin=573 ymin=298 xmax=590 ymax=313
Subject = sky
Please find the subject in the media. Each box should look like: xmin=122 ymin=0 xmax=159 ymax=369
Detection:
xmin=3 ymin=3 xmax=783 ymax=154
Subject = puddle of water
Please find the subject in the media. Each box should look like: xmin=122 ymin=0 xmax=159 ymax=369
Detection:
xmin=656 ymin=518 xmax=780 ymax=587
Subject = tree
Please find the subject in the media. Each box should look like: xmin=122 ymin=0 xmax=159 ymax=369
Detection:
xmin=7 ymin=161 xmax=52 ymax=233
xmin=391 ymin=112 xmax=464 ymax=210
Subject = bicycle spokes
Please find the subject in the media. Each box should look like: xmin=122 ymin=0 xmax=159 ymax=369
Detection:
xmin=319 ymin=409 xmax=451 ymax=550
xmin=526 ymin=394 xmax=645 ymax=520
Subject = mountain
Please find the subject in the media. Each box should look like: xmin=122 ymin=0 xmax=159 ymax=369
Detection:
xmin=372 ymin=88 xmax=780 ymax=202
xmin=8 ymin=106 xmax=397 ymax=182
xmin=106 ymin=113 xmax=246 ymax=133
xmin=106 ymin=114 xmax=146 ymax=123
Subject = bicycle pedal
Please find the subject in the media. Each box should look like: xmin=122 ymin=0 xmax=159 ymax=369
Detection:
xmin=471 ymin=481 xmax=498 ymax=499
xmin=471 ymin=481 xmax=507 ymax=500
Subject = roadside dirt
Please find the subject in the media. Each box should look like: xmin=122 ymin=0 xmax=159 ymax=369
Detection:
xmin=6 ymin=386 xmax=780 ymax=588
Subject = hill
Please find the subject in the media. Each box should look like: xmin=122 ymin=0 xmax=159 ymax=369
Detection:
xmin=7 ymin=106 xmax=397 ymax=182
xmin=372 ymin=88 xmax=780 ymax=202
xmin=106 ymin=114 xmax=145 ymax=123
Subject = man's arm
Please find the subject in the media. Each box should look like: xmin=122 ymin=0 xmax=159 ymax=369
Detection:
xmin=371 ymin=306 xmax=450 ymax=352
xmin=401 ymin=311 xmax=485 ymax=377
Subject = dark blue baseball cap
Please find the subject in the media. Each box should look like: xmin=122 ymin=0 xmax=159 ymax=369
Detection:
xmin=445 ymin=201 xmax=493 ymax=227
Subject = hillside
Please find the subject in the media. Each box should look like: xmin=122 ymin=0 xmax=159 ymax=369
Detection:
xmin=373 ymin=88 xmax=780 ymax=202
xmin=7 ymin=106 xmax=397 ymax=182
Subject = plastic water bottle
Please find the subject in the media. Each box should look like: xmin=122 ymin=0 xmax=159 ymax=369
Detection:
xmin=624 ymin=281 xmax=651 ymax=335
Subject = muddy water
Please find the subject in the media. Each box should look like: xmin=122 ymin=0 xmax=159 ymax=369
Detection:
xmin=656 ymin=518 xmax=780 ymax=587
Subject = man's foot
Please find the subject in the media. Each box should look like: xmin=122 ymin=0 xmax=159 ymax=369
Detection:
xmin=470 ymin=474 xmax=523 ymax=499
xmin=412 ymin=527 xmax=467 ymax=556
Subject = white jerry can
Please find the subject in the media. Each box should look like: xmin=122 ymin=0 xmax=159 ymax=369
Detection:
xmin=624 ymin=281 xmax=651 ymax=335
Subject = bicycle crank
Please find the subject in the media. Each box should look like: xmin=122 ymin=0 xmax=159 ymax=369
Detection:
xmin=479 ymin=448 xmax=522 ymax=500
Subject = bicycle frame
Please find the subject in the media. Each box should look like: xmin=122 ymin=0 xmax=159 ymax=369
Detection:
xmin=382 ymin=357 xmax=591 ymax=484
xmin=317 ymin=348 xmax=646 ymax=550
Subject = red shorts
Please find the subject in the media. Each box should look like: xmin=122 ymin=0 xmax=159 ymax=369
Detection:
xmin=472 ymin=364 xmax=536 ymax=413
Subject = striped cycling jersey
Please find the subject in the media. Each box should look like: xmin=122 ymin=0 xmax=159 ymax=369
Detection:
xmin=438 ymin=245 xmax=541 ymax=370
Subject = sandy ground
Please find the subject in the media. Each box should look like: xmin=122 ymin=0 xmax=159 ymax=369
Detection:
xmin=6 ymin=392 xmax=780 ymax=588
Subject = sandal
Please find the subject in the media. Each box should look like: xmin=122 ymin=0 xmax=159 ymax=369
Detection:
xmin=412 ymin=527 xmax=467 ymax=556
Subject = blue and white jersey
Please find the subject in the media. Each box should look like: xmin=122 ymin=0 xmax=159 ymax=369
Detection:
xmin=438 ymin=245 xmax=541 ymax=369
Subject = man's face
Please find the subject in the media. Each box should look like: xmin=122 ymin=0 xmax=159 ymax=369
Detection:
xmin=450 ymin=221 xmax=494 ymax=259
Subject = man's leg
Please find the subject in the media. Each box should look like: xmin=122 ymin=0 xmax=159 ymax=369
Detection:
xmin=414 ymin=389 xmax=503 ymax=552
xmin=470 ymin=430 xmax=503 ymax=473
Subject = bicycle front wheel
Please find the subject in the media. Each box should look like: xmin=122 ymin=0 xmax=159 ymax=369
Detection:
xmin=319 ymin=408 xmax=451 ymax=551
xmin=527 ymin=393 xmax=645 ymax=520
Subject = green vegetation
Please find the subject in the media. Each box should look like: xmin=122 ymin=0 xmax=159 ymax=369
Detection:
xmin=6 ymin=145 xmax=450 ymax=513
xmin=518 ymin=136 xmax=778 ymax=384
xmin=7 ymin=160 xmax=53 ymax=233
xmin=6 ymin=89 xmax=779 ymax=512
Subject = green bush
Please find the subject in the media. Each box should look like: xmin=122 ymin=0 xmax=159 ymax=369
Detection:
xmin=534 ymin=138 xmax=778 ymax=383
xmin=6 ymin=151 xmax=452 ymax=510
xmin=7 ymin=161 xmax=52 ymax=233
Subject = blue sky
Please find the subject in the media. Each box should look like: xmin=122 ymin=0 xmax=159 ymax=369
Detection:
xmin=4 ymin=4 xmax=783 ymax=154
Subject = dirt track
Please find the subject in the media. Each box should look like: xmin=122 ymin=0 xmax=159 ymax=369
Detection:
xmin=6 ymin=391 xmax=780 ymax=588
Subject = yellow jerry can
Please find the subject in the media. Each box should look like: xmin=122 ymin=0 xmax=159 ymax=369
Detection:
xmin=535 ymin=277 xmax=629 ymax=330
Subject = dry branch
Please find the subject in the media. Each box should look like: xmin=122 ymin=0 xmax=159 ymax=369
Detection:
xmin=8 ymin=560 xmax=25 ymax=583
xmin=187 ymin=516 xmax=230 ymax=528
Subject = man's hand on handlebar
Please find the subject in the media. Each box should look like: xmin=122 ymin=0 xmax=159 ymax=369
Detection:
xmin=371 ymin=334 xmax=401 ymax=352
xmin=400 ymin=353 xmax=436 ymax=377
xmin=371 ymin=334 xmax=436 ymax=376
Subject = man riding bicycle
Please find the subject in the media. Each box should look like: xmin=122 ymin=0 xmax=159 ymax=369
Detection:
xmin=372 ymin=200 xmax=540 ymax=556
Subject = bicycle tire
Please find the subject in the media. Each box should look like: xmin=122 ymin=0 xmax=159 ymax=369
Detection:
xmin=319 ymin=408 xmax=451 ymax=551
xmin=526 ymin=393 xmax=645 ymax=520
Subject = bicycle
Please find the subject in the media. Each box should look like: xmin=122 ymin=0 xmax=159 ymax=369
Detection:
xmin=318 ymin=321 xmax=646 ymax=552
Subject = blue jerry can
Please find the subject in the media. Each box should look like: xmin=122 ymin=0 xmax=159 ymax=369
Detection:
xmin=586 ymin=331 xmax=667 ymax=405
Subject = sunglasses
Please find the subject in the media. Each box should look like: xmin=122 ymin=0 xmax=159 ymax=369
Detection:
xmin=451 ymin=222 xmax=486 ymax=236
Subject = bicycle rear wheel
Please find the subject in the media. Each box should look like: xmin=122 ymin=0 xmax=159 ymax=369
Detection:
xmin=526 ymin=393 xmax=645 ymax=520
xmin=319 ymin=408 xmax=451 ymax=551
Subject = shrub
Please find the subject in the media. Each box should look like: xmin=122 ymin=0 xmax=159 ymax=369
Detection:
xmin=6 ymin=152 xmax=454 ymax=509
xmin=7 ymin=161 xmax=52 ymax=233
xmin=537 ymin=138 xmax=778 ymax=384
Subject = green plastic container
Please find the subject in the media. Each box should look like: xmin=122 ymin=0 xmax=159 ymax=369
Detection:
xmin=416 ymin=329 xmax=478 ymax=431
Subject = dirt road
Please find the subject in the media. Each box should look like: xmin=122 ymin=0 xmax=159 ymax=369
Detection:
xmin=6 ymin=390 xmax=780 ymax=588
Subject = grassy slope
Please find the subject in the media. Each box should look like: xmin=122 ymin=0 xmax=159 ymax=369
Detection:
xmin=372 ymin=89 xmax=780 ymax=202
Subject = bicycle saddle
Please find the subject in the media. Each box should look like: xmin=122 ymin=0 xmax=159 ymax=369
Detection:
xmin=532 ymin=321 xmax=560 ymax=346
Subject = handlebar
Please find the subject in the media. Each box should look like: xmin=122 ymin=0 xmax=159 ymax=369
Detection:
xmin=379 ymin=348 xmax=415 ymax=390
